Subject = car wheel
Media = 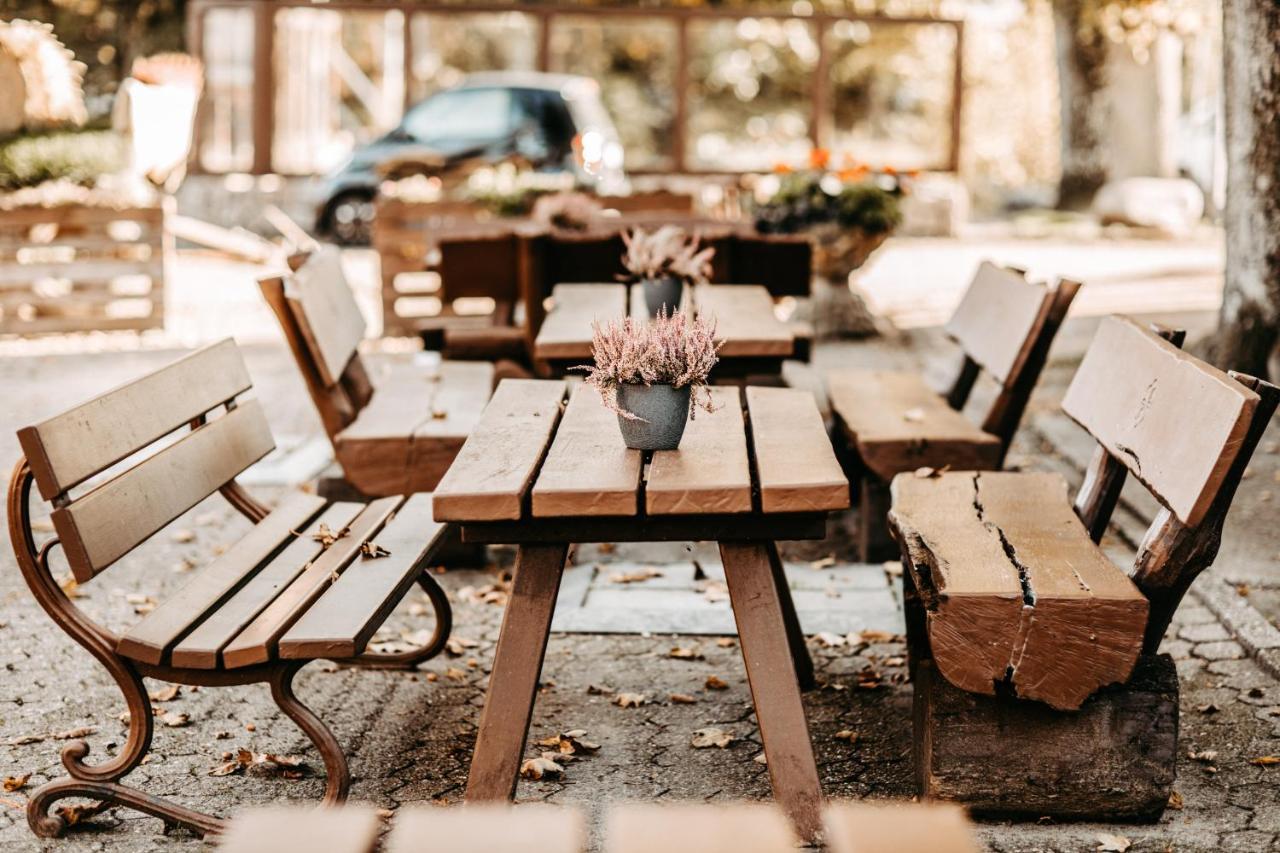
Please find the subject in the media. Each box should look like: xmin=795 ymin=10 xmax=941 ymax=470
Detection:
xmin=326 ymin=191 xmax=375 ymax=246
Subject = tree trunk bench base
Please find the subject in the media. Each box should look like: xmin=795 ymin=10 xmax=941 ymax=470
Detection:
xmin=915 ymin=654 xmax=1178 ymax=822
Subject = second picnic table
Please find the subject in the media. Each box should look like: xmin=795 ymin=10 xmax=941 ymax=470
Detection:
xmin=431 ymin=378 xmax=849 ymax=842
xmin=533 ymin=283 xmax=795 ymax=378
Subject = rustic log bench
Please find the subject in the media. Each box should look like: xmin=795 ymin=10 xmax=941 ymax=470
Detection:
xmin=259 ymin=247 xmax=493 ymax=498
xmin=828 ymin=261 xmax=1080 ymax=560
xmin=887 ymin=316 xmax=1279 ymax=819
xmin=8 ymin=339 xmax=454 ymax=838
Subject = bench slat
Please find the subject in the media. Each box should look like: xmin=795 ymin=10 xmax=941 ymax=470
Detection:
xmin=116 ymin=492 xmax=328 ymax=665
xmin=531 ymin=385 xmax=642 ymax=517
xmin=216 ymin=806 xmax=380 ymax=853
xmin=53 ymin=400 xmax=275 ymax=582
xmin=534 ymin=283 xmax=627 ymax=361
xmin=943 ymin=262 xmax=1048 ymax=386
xmin=386 ymin=805 xmax=585 ymax=853
xmin=18 ymin=338 xmax=252 ymax=499
xmin=1061 ymin=315 xmax=1258 ymax=527
xmin=646 ymin=386 xmax=752 ymax=515
xmin=433 ymin=379 xmax=566 ymax=522
xmin=607 ymin=803 xmax=797 ymax=853
xmin=694 ymin=284 xmax=793 ymax=357
xmin=828 ymin=369 xmax=1002 ymax=481
xmin=285 ymin=247 xmax=366 ymax=387
xmin=823 ymin=802 xmax=978 ymax=853
xmin=279 ymin=494 xmax=447 ymax=660
xmin=169 ymin=502 xmax=366 ymax=669
xmin=221 ymin=497 xmax=403 ymax=669
xmin=746 ymin=386 xmax=849 ymax=514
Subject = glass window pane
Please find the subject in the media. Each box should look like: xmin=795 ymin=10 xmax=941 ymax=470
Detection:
xmin=687 ymin=17 xmax=818 ymax=171
xmin=824 ymin=20 xmax=958 ymax=170
xmin=548 ymin=15 xmax=678 ymax=170
xmin=403 ymin=88 xmax=515 ymax=146
xmin=407 ymin=12 xmax=538 ymax=103
xmin=199 ymin=7 xmax=255 ymax=172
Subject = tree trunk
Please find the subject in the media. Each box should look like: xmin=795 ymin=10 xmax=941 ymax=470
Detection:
xmin=1216 ymin=0 xmax=1280 ymax=380
xmin=1053 ymin=0 xmax=1110 ymax=208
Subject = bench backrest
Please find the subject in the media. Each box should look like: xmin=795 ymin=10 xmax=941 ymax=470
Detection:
xmin=260 ymin=250 xmax=375 ymax=440
xmin=17 ymin=339 xmax=274 ymax=583
xmin=438 ymin=230 xmax=521 ymax=304
xmin=1062 ymin=315 xmax=1260 ymax=528
xmin=941 ymin=261 xmax=1081 ymax=453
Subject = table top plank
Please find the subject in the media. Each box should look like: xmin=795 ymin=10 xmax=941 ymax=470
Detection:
xmin=530 ymin=386 xmax=643 ymax=517
xmin=432 ymin=379 xmax=567 ymax=522
xmin=646 ymin=386 xmax=753 ymax=515
xmin=534 ymin=283 xmax=627 ymax=361
xmin=695 ymin=284 xmax=793 ymax=357
xmin=746 ymin=386 xmax=850 ymax=513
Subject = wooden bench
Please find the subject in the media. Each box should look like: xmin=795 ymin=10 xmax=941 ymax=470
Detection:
xmin=828 ymin=261 xmax=1080 ymax=560
xmin=9 ymin=339 xmax=455 ymax=839
xmin=259 ymin=247 xmax=494 ymax=498
xmin=888 ymin=315 xmax=1279 ymax=819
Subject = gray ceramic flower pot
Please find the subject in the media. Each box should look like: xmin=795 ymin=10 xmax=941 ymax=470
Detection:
xmin=641 ymin=276 xmax=684 ymax=317
xmin=615 ymin=382 xmax=691 ymax=450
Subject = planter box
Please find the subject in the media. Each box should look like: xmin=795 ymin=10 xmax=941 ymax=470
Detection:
xmin=0 ymin=197 xmax=171 ymax=336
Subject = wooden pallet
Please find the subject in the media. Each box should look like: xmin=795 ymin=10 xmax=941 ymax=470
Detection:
xmin=0 ymin=197 xmax=171 ymax=335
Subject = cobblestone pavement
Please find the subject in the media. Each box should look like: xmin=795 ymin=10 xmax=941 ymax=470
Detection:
xmin=2 ymin=325 xmax=1279 ymax=852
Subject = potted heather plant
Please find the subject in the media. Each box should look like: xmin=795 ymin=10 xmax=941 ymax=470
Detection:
xmin=576 ymin=309 xmax=720 ymax=450
xmin=620 ymin=225 xmax=714 ymax=317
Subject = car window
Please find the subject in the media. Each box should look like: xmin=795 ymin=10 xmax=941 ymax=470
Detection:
xmin=401 ymin=88 xmax=516 ymax=146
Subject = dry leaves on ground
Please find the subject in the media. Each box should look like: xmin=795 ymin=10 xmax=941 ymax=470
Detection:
xmin=158 ymin=710 xmax=190 ymax=728
xmin=670 ymin=693 xmax=697 ymax=704
xmin=6 ymin=734 xmax=45 ymax=746
xmin=360 ymin=541 xmax=390 ymax=559
xmin=3 ymin=773 xmax=30 ymax=792
xmin=537 ymin=730 xmax=600 ymax=756
xmin=58 ymin=574 xmax=85 ymax=600
xmin=1167 ymin=790 xmax=1184 ymax=810
xmin=834 ymin=730 xmax=859 ymax=744
xmin=669 ymin=647 xmax=703 ymax=660
xmin=149 ymin=685 xmax=181 ymax=703
xmin=55 ymin=802 xmax=111 ymax=827
xmin=715 ymin=638 xmax=735 ymax=648
xmin=690 ymin=727 xmax=735 ymax=749
xmin=609 ymin=567 xmax=664 ymax=584
xmin=859 ymin=629 xmax=901 ymax=643
xmin=310 ymin=524 xmax=348 ymax=548
xmin=445 ymin=636 xmax=479 ymax=657
xmin=1250 ymin=755 xmax=1280 ymax=766
xmin=1188 ymin=749 xmax=1218 ymax=763
xmin=51 ymin=726 xmax=96 ymax=741
xmin=209 ymin=749 xmax=308 ymax=780
xmin=457 ymin=581 xmax=510 ymax=607
xmin=613 ymin=692 xmax=647 ymax=709
xmin=704 ymin=675 xmax=729 ymax=691
xmin=519 ymin=756 xmax=563 ymax=781
xmin=1095 ymin=833 xmax=1131 ymax=852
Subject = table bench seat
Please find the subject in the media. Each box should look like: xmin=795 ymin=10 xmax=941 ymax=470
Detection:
xmin=828 ymin=369 xmax=1002 ymax=482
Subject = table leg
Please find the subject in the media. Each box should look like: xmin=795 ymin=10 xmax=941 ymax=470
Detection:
xmin=465 ymin=542 xmax=569 ymax=802
xmin=765 ymin=541 xmax=815 ymax=690
xmin=720 ymin=541 xmax=824 ymax=843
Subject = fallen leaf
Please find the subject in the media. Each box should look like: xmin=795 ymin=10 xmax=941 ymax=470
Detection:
xmin=809 ymin=555 xmax=836 ymax=570
xmin=1188 ymin=749 xmax=1218 ymax=763
xmin=6 ymin=734 xmax=45 ymax=746
xmin=310 ymin=523 xmax=348 ymax=548
xmin=209 ymin=749 xmax=308 ymax=780
xmin=883 ymin=656 xmax=906 ymax=667
xmin=537 ymin=730 xmax=600 ymax=755
xmin=360 ymin=541 xmax=390 ymax=559
xmin=1167 ymin=790 xmax=1184 ymax=810
xmin=58 ymin=574 xmax=85 ymax=599
xmin=519 ymin=756 xmax=563 ymax=780
xmin=51 ymin=726 xmax=96 ymax=740
xmin=669 ymin=647 xmax=703 ymax=660
xmin=586 ymin=683 xmax=616 ymax=695
xmin=1196 ymin=702 xmax=1220 ymax=715
xmin=3 ymin=773 xmax=30 ymax=792
xmin=1095 ymin=833 xmax=1131 ymax=852
xmin=835 ymin=729 xmax=859 ymax=744
xmin=690 ymin=727 xmax=735 ymax=749
xmin=913 ymin=465 xmax=950 ymax=479
xmin=609 ymin=567 xmax=664 ymax=584
xmin=753 ymin=752 xmax=768 ymax=765
xmin=701 ymin=582 xmax=729 ymax=604
xmin=859 ymin=629 xmax=900 ymax=643
xmin=159 ymin=711 xmax=190 ymax=728
xmin=814 ymin=631 xmax=846 ymax=648
xmin=613 ymin=692 xmax=647 ymax=709
xmin=1237 ymin=583 xmax=1251 ymax=597
xmin=670 ymin=693 xmax=698 ymax=704
xmin=56 ymin=801 xmax=110 ymax=827
xmin=445 ymin=667 xmax=467 ymax=681
xmin=445 ymin=636 xmax=479 ymax=657
xmin=1250 ymin=755 xmax=1280 ymax=766
xmin=855 ymin=667 xmax=884 ymax=690
xmin=171 ymin=529 xmax=196 ymax=544
xmin=704 ymin=675 xmax=729 ymax=691
xmin=715 ymin=638 xmax=735 ymax=648
xmin=171 ymin=557 xmax=197 ymax=573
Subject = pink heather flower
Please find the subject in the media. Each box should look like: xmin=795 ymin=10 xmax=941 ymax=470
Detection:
xmin=620 ymin=226 xmax=714 ymax=284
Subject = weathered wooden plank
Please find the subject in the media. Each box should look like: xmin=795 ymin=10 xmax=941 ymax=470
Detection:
xmin=18 ymin=338 xmax=252 ymax=499
xmin=646 ymin=386 xmax=752 ymax=515
xmin=169 ymin=502 xmax=365 ymax=669
xmin=216 ymin=806 xmax=381 ymax=853
xmin=221 ymin=497 xmax=403 ymax=668
xmin=827 ymin=369 xmax=1001 ymax=482
xmin=52 ymin=401 xmax=275 ymax=582
xmin=284 ymin=247 xmax=366 ymax=386
xmin=915 ymin=655 xmax=1178 ymax=820
xmin=117 ymin=492 xmax=328 ymax=665
xmin=279 ymin=495 xmax=446 ymax=660
xmin=889 ymin=470 xmax=1146 ymax=710
xmin=433 ymin=379 xmax=566 ymax=521
xmin=694 ymin=284 xmax=793 ymax=357
xmin=531 ymin=386 xmax=642 ymax=517
xmin=607 ymin=803 xmax=798 ymax=853
xmin=823 ymin=802 xmax=977 ymax=853
xmin=533 ymin=283 xmax=627 ymax=361
xmin=943 ymin=262 xmax=1048 ymax=386
xmin=1061 ymin=315 xmax=1259 ymax=527
xmin=745 ymin=386 xmax=849 ymax=514
xmin=386 ymin=804 xmax=584 ymax=853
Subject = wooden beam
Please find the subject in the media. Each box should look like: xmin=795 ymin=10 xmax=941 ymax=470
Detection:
xmin=251 ymin=0 xmax=275 ymax=175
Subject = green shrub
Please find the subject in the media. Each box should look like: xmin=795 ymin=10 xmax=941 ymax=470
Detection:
xmin=0 ymin=130 xmax=126 ymax=192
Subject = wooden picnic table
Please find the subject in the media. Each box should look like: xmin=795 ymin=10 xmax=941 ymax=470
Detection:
xmin=432 ymin=379 xmax=849 ymax=843
xmin=533 ymin=283 xmax=795 ymax=378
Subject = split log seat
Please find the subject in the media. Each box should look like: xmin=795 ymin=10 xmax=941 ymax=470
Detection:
xmin=9 ymin=339 xmax=454 ymax=839
xmin=828 ymin=262 xmax=1080 ymax=560
xmin=887 ymin=315 xmax=1279 ymax=820
xmin=260 ymin=247 xmax=492 ymax=497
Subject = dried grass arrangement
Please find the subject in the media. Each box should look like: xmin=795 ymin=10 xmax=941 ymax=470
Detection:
xmin=620 ymin=225 xmax=714 ymax=284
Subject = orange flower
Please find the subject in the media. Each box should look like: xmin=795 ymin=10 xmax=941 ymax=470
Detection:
xmin=772 ymin=162 xmax=794 ymax=174
xmin=883 ymin=165 xmax=898 ymax=176
xmin=808 ymin=148 xmax=831 ymax=169
xmin=837 ymin=165 xmax=869 ymax=181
